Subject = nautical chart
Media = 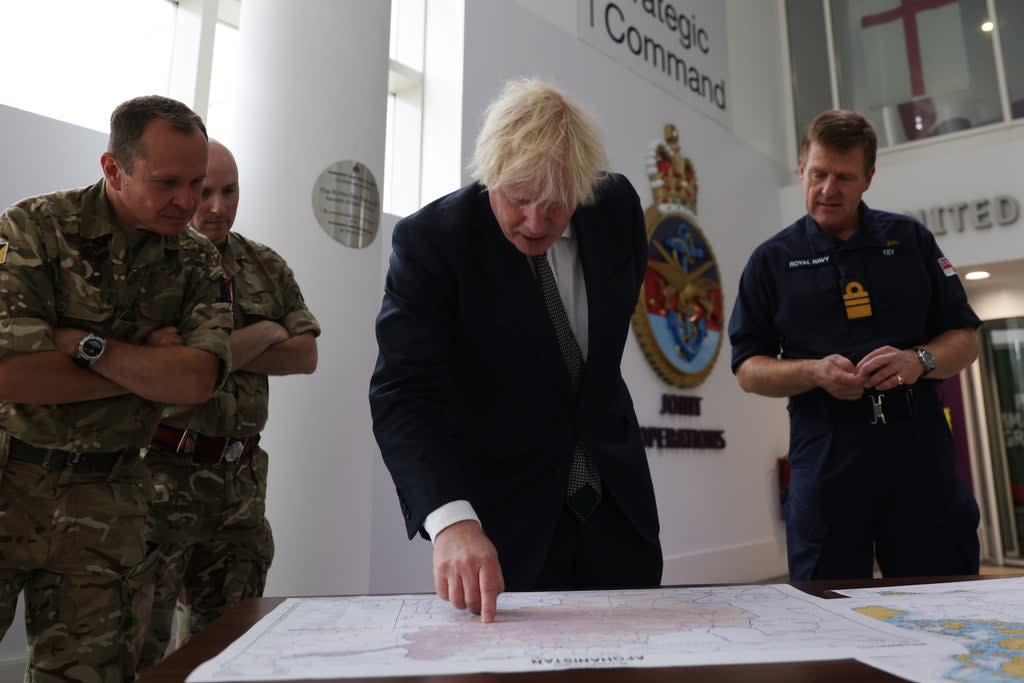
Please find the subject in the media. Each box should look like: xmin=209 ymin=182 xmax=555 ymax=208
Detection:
xmin=836 ymin=577 xmax=1024 ymax=683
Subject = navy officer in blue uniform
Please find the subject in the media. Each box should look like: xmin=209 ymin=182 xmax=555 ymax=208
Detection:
xmin=728 ymin=109 xmax=981 ymax=580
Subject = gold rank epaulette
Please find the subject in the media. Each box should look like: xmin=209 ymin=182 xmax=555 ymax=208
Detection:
xmin=843 ymin=281 xmax=872 ymax=319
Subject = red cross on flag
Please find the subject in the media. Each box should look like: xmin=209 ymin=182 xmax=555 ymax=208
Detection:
xmin=856 ymin=0 xmax=969 ymax=106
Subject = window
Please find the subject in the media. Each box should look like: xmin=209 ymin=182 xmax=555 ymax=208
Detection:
xmin=385 ymin=0 xmax=426 ymax=216
xmin=206 ymin=20 xmax=241 ymax=145
xmin=390 ymin=0 xmax=426 ymax=72
xmin=995 ymin=0 xmax=1024 ymax=119
xmin=0 ymin=0 xmax=177 ymax=132
xmin=786 ymin=0 xmax=832 ymax=152
xmin=787 ymin=0 xmax=1017 ymax=153
xmin=0 ymin=0 xmax=239 ymax=137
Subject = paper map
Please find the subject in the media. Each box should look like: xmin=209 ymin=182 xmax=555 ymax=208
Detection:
xmin=837 ymin=577 xmax=1024 ymax=682
xmin=186 ymin=584 xmax=959 ymax=681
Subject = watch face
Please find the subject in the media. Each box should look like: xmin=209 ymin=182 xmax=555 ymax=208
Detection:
xmin=82 ymin=337 xmax=104 ymax=359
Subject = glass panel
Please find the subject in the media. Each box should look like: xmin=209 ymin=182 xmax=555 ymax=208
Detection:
xmin=383 ymin=92 xmax=397 ymax=214
xmin=979 ymin=318 xmax=1024 ymax=560
xmin=786 ymin=0 xmax=833 ymax=155
xmin=0 ymin=0 xmax=176 ymax=132
xmin=389 ymin=0 xmax=426 ymax=71
xmin=830 ymin=0 xmax=1001 ymax=147
xmin=207 ymin=21 xmax=241 ymax=146
xmin=994 ymin=0 xmax=1024 ymax=119
xmin=386 ymin=0 xmax=426 ymax=216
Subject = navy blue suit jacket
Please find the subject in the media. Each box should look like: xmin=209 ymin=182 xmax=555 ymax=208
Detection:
xmin=369 ymin=173 xmax=659 ymax=589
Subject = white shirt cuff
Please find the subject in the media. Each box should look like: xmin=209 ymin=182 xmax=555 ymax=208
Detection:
xmin=423 ymin=500 xmax=480 ymax=544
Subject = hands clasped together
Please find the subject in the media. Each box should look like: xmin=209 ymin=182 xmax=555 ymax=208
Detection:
xmin=815 ymin=346 xmax=924 ymax=401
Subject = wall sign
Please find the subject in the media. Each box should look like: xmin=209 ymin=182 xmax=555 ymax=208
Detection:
xmin=640 ymin=393 xmax=726 ymax=450
xmin=632 ymin=123 xmax=723 ymax=388
xmin=312 ymin=160 xmax=380 ymax=248
xmin=578 ymin=0 xmax=729 ymax=127
xmin=903 ymin=195 xmax=1020 ymax=236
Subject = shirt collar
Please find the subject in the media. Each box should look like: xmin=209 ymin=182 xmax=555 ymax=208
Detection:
xmin=219 ymin=231 xmax=243 ymax=278
xmin=803 ymin=201 xmax=882 ymax=251
xmin=76 ymin=179 xmax=120 ymax=239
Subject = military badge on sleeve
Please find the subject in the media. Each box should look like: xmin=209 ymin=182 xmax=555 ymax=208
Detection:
xmin=0 ymin=238 xmax=8 ymax=265
xmin=938 ymin=256 xmax=957 ymax=277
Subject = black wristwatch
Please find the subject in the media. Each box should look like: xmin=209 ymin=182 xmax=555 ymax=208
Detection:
xmin=913 ymin=346 xmax=936 ymax=376
xmin=73 ymin=332 xmax=107 ymax=368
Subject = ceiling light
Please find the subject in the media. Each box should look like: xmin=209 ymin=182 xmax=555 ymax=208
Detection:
xmin=965 ymin=271 xmax=991 ymax=280
xmin=981 ymin=20 xmax=994 ymax=32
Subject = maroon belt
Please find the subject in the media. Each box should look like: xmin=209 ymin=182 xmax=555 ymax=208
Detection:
xmin=150 ymin=424 xmax=260 ymax=465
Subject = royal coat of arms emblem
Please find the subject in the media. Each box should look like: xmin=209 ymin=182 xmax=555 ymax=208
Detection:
xmin=632 ymin=124 xmax=723 ymax=388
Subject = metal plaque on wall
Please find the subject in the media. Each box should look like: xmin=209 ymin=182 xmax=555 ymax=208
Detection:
xmin=311 ymin=160 xmax=380 ymax=248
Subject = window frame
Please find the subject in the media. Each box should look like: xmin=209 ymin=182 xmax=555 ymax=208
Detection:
xmin=784 ymin=0 xmax=1022 ymax=168
xmin=384 ymin=0 xmax=427 ymax=216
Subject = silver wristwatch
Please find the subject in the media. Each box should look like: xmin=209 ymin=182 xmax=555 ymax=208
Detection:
xmin=913 ymin=346 xmax=936 ymax=376
xmin=73 ymin=332 xmax=107 ymax=368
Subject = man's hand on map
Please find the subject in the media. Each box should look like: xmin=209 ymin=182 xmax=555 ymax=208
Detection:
xmin=433 ymin=520 xmax=506 ymax=623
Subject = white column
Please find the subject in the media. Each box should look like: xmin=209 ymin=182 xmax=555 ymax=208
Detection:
xmin=232 ymin=0 xmax=390 ymax=597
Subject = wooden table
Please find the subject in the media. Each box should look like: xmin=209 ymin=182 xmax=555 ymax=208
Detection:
xmin=137 ymin=575 xmax=993 ymax=683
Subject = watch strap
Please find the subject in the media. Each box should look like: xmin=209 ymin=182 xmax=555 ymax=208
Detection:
xmin=914 ymin=346 xmax=936 ymax=375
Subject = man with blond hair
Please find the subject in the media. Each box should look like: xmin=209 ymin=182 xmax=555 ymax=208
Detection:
xmin=370 ymin=78 xmax=662 ymax=623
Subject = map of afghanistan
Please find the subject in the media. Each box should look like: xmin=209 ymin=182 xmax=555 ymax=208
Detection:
xmin=186 ymin=584 xmax=960 ymax=682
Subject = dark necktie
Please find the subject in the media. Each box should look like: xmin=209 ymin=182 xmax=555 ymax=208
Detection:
xmin=531 ymin=253 xmax=602 ymax=519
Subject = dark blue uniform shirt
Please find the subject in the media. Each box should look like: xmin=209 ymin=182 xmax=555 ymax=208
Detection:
xmin=729 ymin=203 xmax=979 ymax=371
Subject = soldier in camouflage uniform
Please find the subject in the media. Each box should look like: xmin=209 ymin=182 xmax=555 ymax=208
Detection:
xmin=0 ymin=96 xmax=233 ymax=683
xmin=137 ymin=140 xmax=320 ymax=671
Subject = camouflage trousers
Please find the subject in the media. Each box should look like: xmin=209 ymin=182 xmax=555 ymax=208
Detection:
xmin=137 ymin=447 xmax=273 ymax=673
xmin=0 ymin=442 xmax=156 ymax=683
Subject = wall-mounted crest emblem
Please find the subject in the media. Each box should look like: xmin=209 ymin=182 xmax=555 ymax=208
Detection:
xmin=632 ymin=124 xmax=723 ymax=388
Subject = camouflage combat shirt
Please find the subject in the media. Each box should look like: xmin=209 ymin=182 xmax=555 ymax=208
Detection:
xmin=162 ymin=231 xmax=320 ymax=438
xmin=0 ymin=180 xmax=233 ymax=452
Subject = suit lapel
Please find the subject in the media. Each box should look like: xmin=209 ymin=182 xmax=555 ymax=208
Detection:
xmin=475 ymin=191 xmax=573 ymax=392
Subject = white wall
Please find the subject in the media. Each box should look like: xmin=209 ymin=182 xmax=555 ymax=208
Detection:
xmin=368 ymin=213 xmax=435 ymax=594
xmin=230 ymin=0 xmax=390 ymax=598
xmin=970 ymin=289 xmax=1024 ymax=321
xmin=724 ymin=0 xmax=794 ymax=176
xmin=0 ymin=105 xmax=107 ymax=204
